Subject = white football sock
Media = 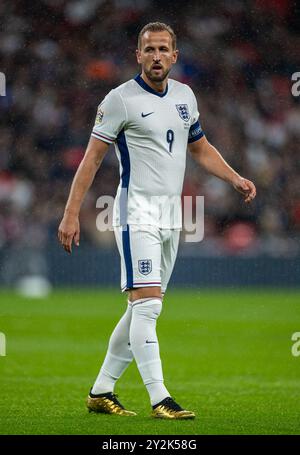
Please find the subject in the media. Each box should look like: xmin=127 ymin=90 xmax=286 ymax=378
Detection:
xmin=129 ymin=298 xmax=170 ymax=406
xmin=91 ymin=302 xmax=134 ymax=395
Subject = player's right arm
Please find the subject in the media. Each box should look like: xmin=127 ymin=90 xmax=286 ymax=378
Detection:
xmin=59 ymin=89 xmax=126 ymax=253
xmin=58 ymin=137 xmax=109 ymax=253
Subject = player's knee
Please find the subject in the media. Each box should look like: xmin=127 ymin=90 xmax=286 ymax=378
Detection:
xmin=129 ymin=286 xmax=161 ymax=301
xmin=132 ymin=298 xmax=162 ymax=321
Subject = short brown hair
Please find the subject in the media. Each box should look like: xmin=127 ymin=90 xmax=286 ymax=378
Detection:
xmin=138 ymin=22 xmax=177 ymax=50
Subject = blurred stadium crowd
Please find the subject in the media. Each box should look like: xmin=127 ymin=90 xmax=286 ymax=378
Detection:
xmin=1 ymin=0 xmax=300 ymax=257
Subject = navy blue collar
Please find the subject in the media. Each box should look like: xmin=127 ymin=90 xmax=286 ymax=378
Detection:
xmin=134 ymin=74 xmax=168 ymax=98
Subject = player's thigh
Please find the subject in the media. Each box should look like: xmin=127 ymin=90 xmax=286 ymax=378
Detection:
xmin=161 ymin=229 xmax=180 ymax=295
xmin=114 ymin=225 xmax=162 ymax=294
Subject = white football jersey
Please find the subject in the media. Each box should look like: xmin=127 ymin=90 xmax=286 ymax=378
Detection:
xmin=91 ymin=74 xmax=204 ymax=228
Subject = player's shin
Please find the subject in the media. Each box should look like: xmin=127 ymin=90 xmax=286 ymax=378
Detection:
xmin=129 ymin=298 xmax=170 ymax=406
xmin=91 ymin=302 xmax=134 ymax=394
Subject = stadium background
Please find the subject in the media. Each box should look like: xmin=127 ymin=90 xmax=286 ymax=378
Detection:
xmin=0 ymin=0 xmax=300 ymax=435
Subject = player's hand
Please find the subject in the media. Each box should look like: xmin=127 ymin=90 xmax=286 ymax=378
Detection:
xmin=58 ymin=213 xmax=80 ymax=254
xmin=232 ymin=176 xmax=256 ymax=203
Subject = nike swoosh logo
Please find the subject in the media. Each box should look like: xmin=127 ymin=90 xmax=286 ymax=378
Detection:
xmin=141 ymin=112 xmax=154 ymax=118
xmin=146 ymin=340 xmax=157 ymax=344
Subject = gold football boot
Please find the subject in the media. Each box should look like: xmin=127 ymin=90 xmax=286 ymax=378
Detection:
xmin=87 ymin=391 xmax=137 ymax=416
xmin=151 ymin=397 xmax=195 ymax=420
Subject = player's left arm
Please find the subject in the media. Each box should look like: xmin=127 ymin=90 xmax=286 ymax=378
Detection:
xmin=188 ymin=135 xmax=256 ymax=203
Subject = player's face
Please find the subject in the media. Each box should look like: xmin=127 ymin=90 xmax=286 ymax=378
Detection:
xmin=136 ymin=31 xmax=178 ymax=82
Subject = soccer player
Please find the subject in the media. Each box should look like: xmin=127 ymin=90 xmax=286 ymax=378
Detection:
xmin=58 ymin=22 xmax=256 ymax=419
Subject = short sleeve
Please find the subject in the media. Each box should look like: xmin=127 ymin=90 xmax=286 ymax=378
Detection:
xmin=188 ymin=90 xmax=204 ymax=143
xmin=91 ymin=89 xmax=127 ymax=144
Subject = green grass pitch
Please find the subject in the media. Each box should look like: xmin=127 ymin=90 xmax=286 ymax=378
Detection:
xmin=0 ymin=288 xmax=300 ymax=435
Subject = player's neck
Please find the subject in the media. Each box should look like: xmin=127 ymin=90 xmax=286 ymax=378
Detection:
xmin=140 ymin=72 xmax=168 ymax=94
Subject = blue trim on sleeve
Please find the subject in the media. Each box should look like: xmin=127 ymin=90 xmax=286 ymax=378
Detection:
xmin=188 ymin=120 xmax=204 ymax=143
xmin=134 ymin=74 xmax=168 ymax=98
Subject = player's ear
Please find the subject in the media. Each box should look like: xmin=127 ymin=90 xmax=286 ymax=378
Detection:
xmin=136 ymin=49 xmax=142 ymax=64
xmin=172 ymin=49 xmax=179 ymax=64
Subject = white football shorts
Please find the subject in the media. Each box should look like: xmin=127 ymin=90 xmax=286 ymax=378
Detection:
xmin=114 ymin=225 xmax=180 ymax=294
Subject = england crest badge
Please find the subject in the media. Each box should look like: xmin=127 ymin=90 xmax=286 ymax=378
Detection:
xmin=175 ymin=104 xmax=190 ymax=121
xmin=138 ymin=259 xmax=152 ymax=275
